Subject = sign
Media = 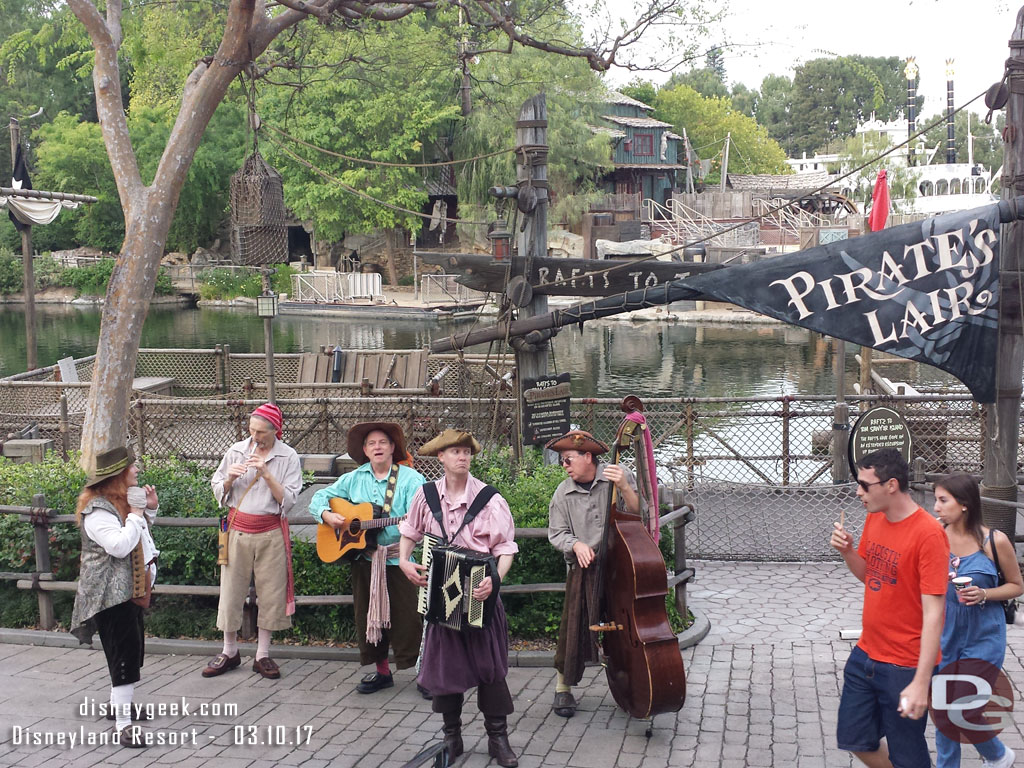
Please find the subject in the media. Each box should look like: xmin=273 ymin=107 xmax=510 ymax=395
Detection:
xmin=848 ymin=406 xmax=913 ymax=470
xmin=521 ymin=373 xmax=571 ymax=446
xmin=679 ymin=201 xmax=1014 ymax=402
xmin=930 ymin=658 xmax=1015 ymax=744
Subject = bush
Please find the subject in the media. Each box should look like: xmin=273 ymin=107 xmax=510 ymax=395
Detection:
xmin=0 ymin=247 xmax=23 ymax=294
xmin=0 ymin=450 xmax=681 ymax=641
xmin=59 ymin=258 xmax=116 ymax=297
xmin=398 ymin=275 xmax=415 ymax=287
xmin=197 ymin=264 xmax=294 ymax=301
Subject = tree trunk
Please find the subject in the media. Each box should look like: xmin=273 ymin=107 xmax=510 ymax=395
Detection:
xmin=385 ymin=228 xmax=401 ymax=287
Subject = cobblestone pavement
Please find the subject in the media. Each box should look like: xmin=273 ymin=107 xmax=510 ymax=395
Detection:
xmin=2 ymin=561 xmax=1022 ymax=767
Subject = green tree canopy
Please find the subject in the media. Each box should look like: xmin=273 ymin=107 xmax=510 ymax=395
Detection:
xmin=654 ymin=83 xmax=790 ymax=181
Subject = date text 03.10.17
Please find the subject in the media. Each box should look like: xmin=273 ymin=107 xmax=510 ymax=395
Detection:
xmin=233 ymin=725 xmax=313 ymax=746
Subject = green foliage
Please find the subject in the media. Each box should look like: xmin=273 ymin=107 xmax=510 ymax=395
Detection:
xmin=197 ymin=265 xmax=294 ymax=301
xmin=655 ymin=84 xmax=790 ymax=181
xmin=0 ymin=247 xmax=22 ymax=293
xmin=619 ymin=79 xmax=657 ymax=108
xmin=831 ymin=133 xmax=919 ymax=213
xmin=59 ymin=258 xmax=115 ymax=296
xmin=919 ymin=110 xmax=1005 ymax=175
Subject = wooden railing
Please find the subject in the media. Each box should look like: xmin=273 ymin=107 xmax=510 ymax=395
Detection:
xmin=1 ymin=491 xmax=696 ymax=638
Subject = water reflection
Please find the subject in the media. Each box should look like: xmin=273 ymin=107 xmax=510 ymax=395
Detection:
xmin=0 ymin=305 xmax=955 ymax=397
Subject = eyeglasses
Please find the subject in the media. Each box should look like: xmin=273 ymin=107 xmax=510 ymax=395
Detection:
xmin=857 ymin=479 xmax=886 ymax=492
xmin=560 ymin=453 xmax=581 ymax=466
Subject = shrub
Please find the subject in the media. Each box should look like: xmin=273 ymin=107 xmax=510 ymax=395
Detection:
xmin=197 ymin=267 xmax=262 ymax=300
xmin=59 ymin=258 xmax=116 ymax=297
xmin=0 ymin=247 xmax=23 ymax=294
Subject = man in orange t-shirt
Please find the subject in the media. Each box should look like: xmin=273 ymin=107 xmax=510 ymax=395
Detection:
xmin=831 ymin=447 xmax=948 ymax=768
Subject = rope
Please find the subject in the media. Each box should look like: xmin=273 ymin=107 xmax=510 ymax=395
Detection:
xmin=264 ymin=123 xmax=516 ymax=168
xmin=535 ymin=90 xmax=989 ymax=294
xmin=265 ymin=133 xmax=492 ymax=226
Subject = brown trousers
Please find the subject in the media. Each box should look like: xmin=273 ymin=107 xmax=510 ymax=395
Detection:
xmin=349 ymin=557 xmax=422 ymax=669
xmin=554 ymin=562 xmax=602 ymax=686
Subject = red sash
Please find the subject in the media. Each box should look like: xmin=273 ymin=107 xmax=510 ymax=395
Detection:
xmin=229 ymin=509 xmax=296 ymax=616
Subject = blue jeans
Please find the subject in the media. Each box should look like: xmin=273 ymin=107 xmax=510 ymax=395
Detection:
xmin=935 ymin=728 xmax=1006 ymax=767
xmin=837 ymin=645 xmax=932 ymax=768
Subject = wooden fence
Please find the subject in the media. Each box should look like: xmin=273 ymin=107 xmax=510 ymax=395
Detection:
xmin=0 ymin=491 xmax=695 ymax=639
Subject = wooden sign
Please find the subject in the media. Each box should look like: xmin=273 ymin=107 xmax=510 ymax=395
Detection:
xmin=419 ymin=253 xmax=722 ymax=298
xmin=521 ymin=373 xmax=571 ymax=445
xmin=848 ymin=406 xmax=913 ymax=471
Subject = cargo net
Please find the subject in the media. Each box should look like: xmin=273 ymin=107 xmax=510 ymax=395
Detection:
xmin=230 ymin=151 xmax=288 ymax=265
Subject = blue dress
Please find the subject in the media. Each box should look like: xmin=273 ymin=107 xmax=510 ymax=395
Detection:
xmin=940 ymin=540 xmax=1005 ymax=667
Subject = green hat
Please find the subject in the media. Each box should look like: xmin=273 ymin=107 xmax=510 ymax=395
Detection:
xmin=84 ymin=445 xmax=135 ymax=487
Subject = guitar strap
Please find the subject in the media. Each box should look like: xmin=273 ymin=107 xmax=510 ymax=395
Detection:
xmin=360 ymin=464 xmax=401 ymax=553
xmin=421 ymin=481 xmax=498 ymax=545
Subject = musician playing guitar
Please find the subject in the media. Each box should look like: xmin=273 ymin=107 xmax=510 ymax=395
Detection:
xmin=398 ymin=429 xmax=519 ymax=768
xmin=308 ymin=422 xmax=426 ymax=695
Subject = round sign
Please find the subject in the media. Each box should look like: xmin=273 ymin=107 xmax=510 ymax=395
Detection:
xmin=848 ymin=405 xmax=913 ymax=473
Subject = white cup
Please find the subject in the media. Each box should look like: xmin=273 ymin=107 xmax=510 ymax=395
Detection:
xmin=952 ymin=576 xmax=973 ymax=591
xmin=126 ymin=486 xmax=147 ymax=511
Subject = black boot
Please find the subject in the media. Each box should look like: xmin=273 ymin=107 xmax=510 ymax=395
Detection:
xmin=484 ymin=717 xmax=518 ymax=768
xmin=442 ymin=710 xmax=463 ymax=760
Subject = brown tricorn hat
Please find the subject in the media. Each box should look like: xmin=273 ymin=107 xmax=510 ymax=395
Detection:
xmin=84 ymin=445 xmax=136 ymax=487
xmin=545 ymin=429 xmax=608 ymax=456
xmin=418 ymin=429 xmax=482 ymax=457
xmin=346 ymin=422 xmax=407 ymax=466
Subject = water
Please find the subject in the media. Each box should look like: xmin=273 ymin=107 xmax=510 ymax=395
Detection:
xmin=0 ymin=304 xmax=956 ymax=396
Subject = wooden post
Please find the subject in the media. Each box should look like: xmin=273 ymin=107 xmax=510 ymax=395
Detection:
xmin=832 ymin=339 xmax=851 ymax=482
xmin=31 ymin=493 xmax=55 ymax=630
xmin=859 ymin=347 xmax=873 ymax=395
xmin=981 ymin=9 xmax=1024 ymax=546
xmin=515 ymin=94 xmax=550 ymax=454
xmin=9 ymin=118 xmax=36 ymax=371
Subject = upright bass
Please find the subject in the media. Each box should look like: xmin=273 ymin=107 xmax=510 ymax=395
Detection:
xmin=593 ymin=396 xmax=686 ymax=719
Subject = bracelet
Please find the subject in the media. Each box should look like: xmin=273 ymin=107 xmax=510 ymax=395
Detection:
xmin=979 ymin=589 xmax=987 ymax=607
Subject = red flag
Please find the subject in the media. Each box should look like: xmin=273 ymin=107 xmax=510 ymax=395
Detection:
xmin=868 ymin=169 xmax=889 ymax=232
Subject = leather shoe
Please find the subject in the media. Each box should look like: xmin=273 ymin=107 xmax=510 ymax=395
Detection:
xmin=416 ymin=683 xmax=433 ymax=700
xmin=201 ymin=651 xmax=241 ymax=678
xmin=356 ymin=672 xmax=394 ymax=694
xmin=106 ymin=704 xmax=152 ymax=722
xmin=252 ymin=657 xmax=281 ymax=679
xmin=116 ymin=726 xmax=147 ymax=749
xmin=552 ymin=691 xmax=577 ymax=718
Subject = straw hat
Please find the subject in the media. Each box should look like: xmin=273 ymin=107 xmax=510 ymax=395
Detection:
xmin=418 ymin=429 xmax=482 ymax=457
xmin=545 ymin=429 xmax=608 ymax=456
xmin=84 ymin=445 xmax=135 ymax=487
xmin=346 ymin=422 xmax=407 ymax=465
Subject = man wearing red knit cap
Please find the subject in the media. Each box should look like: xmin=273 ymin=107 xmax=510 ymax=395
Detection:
xmin=202 ymin=403 xmax=302 ymax=680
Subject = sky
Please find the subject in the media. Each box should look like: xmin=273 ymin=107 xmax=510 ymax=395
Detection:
xmin=602 ymin=0 xmax=1019 ymax=119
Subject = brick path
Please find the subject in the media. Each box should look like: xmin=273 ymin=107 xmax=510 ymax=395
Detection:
xmin=1 ymin=561 xmax=1022 ymax=767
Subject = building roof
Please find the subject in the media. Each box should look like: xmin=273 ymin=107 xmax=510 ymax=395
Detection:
xmin=603 ymin=114 xmax=675 ymax=129
xmin=612 ymin=163 xmax=687 ymax=171
xmin=726 ymin=170 xmax=834 ymax=191
xmin=590 ymin=125 xmax=627 ymax=139
xmin=605 ymin=90 xmax=654 ymax=111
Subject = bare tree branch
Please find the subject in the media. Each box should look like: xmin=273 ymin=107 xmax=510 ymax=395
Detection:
xmin=106 ymin=0 xmax=124 ymax=49
xmin=272 ymin=0 xmax=332 ymax=20
xmin=66 ymin=0 xmax=142 ymax=206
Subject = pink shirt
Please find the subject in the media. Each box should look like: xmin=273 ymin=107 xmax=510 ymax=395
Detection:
xmin=400 ymin=474 xmax=519 ymax=557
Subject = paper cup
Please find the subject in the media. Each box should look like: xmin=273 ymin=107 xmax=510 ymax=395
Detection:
xmin=952 ymin=576 xmax=973 ymax=591
xmin=126 ymin=486 xmax=148 ymax=511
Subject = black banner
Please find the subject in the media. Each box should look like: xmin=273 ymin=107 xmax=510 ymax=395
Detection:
xmin=679 ymin=203 xmax=1008 ymax=402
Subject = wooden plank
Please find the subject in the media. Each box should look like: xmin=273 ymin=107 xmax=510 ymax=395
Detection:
xmin=297 ymin=353 xmax=319 ymax=383
xmin=419 ymin=253 xmax=723 ymax=297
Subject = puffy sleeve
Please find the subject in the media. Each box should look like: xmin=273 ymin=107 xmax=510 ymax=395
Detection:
xmin=82 ymin=506 xmax=145 ymax=559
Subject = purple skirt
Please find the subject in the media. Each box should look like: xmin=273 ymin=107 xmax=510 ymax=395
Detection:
xmin=417 ymin=598 xmax=510 ymax=695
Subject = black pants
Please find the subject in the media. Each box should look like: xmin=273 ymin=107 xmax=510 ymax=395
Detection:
xmin=349 ymin=558 xmax=423 ymax=669
xmin=95 ymin=601 xmax=145 ymax=686
xmin=432 ymin=680 xmax=514 ymax=717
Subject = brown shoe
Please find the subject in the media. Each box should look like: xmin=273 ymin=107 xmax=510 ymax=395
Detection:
xmin=201 ymin=651 xmax=241 ymax=678
xmin=116 ymin=725 xmax=148 ymax=749
xmin=252 ymin=657 xmax=281 ymax=679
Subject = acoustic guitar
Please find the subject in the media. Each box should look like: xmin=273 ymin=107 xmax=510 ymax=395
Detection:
xmin=316 ymin=497 xmax=407 ymax=563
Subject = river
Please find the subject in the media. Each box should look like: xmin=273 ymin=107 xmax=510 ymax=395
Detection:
xmin=0 ymin=304 xmax=955 ymax=396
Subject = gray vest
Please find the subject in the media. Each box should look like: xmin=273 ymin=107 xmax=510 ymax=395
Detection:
xmin=70 ymin=498 xmax=137 ymax=644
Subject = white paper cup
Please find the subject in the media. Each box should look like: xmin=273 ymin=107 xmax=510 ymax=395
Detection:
xmin=952 ymin=576 xmax=973 ymax=591
xmin=126 ymin=486 xmax=148 ymax=511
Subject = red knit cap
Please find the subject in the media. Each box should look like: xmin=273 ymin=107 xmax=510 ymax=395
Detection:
xmin=252 ymin=403 xmax=283 ymax=439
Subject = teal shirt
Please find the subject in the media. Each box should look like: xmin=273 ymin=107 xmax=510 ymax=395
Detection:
xmin=308 ymin=463 xmax=426 ymax=564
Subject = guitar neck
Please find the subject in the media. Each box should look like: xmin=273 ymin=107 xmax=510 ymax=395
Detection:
xmin=361 ymin=513 xmax=407 ymax=531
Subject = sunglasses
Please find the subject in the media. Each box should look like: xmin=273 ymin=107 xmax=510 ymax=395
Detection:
xmin=857 ymin=479 xmax=886 ymax=492
xmin=560 ymin=453 xmax=582 ymax=466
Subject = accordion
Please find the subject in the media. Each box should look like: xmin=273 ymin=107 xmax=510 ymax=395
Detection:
xmin=417 ymin=534 xmax=498 ymax=631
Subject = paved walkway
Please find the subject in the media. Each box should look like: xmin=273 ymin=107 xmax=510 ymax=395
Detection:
xmin=2 ymin=561 xmax=1023 ymax=767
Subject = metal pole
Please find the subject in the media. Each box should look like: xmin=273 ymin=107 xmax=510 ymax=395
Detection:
xmin=981 ymin=10 xmax=1024 ymax=546
xmin=720 ymin=132 xmax=731 ymax=192
xmin=261 ymin=271 xmax=277 ymax=404
xmin=9 ymin=118 xmax=36 ymax=371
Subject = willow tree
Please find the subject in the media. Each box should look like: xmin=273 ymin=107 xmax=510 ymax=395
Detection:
xmin=68 ymin=0 xmax=712 ymax=465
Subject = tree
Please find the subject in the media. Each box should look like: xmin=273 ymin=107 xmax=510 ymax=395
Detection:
xmin=619 ymin=78 xmax=657 ymax=108
xmin=66 ymin=0 xmax=711 ymax=466
xmin=918 ymin=109 xmax=1005 ymax=173
xmin=654 ymin=83 xmax=790 ymax=181
xmin=754 ymin=73 xmax=793 ymax=154
xmin=664 ymin=66 xmax=728 ymax=100
xmin=831 ymin=132 xmax=919 ymax=214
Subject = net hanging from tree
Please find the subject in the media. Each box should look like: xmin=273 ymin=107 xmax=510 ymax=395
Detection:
xmin=229 ymin=150 xmax=288 ymax=265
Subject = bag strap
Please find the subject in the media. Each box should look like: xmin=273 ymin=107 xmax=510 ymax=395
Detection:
xmin=420 ymin=481 xmax=499 ymax=544
xmin=989 ymin=530 xmax=1006 ymax=583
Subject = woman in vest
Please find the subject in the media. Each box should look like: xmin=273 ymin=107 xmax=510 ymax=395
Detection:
xmin=70 ymin=445 xmax=159 ymax=748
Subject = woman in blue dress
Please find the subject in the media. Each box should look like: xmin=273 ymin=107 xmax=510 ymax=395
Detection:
xmin=933 ymin=474 xmax=1022 ymax=768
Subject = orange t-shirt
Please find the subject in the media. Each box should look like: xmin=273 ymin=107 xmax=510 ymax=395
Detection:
xmin=856 ymin=507 xmax=949 ymax=667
